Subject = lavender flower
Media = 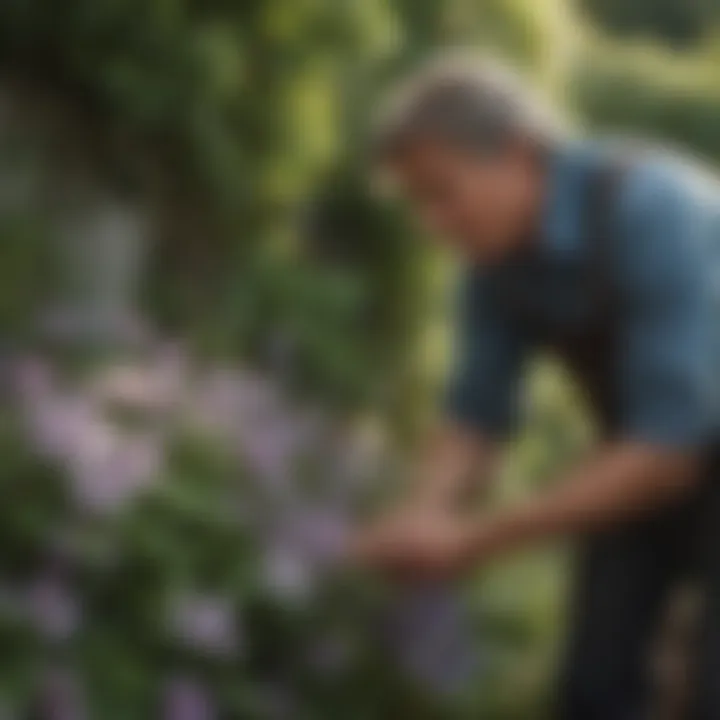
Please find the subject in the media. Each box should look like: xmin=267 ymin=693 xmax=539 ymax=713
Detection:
xmin=260 ymin=506 xmax=350 ymax=603
xmin=22 ymin=390 xmax=101 ymax=461
xmin=36 ymin=668 xmax=88 ymax=720
xmin=381 ymin=583 xmax=480 ymax=696
xmin=162 ymin=676 xmax=216 ymax=720
xmin=191 ymin=368 xmax=282 ymax=438
xmin=27 ymin=572 xmax=81 ymax=643
xmin=282 ymin=507 xmax=350 ymax=566
xmin=167 ymin=593 xmax=240 ymax=658
xmin=192 ymin=374 xmax=313 ymax=498
xmin=236 ymin=421 xmax=298 ymax=495
xmin=13 ymin=355 xmax=54 ymax=403
xmin=65 ymin=427 xmax=163 ymax=515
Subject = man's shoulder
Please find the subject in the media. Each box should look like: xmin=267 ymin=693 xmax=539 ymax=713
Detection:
xmin=597 ymin=139 xmax=720 ymax=225
xmin=546 ymin=137 xmax=719 ymax=255
xmin=595 ymin=140 xmax=720 ymax=288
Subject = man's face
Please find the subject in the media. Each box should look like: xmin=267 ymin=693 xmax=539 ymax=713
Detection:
xmin=384 ymin=138 xmax=534 ymax=263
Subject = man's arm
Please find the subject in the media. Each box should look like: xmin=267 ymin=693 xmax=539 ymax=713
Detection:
xmin=354 ymin=441 xmax=700 ymax=579
xmin=465 ymin=443 xmax=699 ymax=563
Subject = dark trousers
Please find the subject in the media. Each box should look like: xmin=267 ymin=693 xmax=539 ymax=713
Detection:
xmin=557 ymin=453 xmax=720 ymax=720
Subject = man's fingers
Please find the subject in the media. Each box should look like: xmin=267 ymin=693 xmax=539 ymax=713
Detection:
xmin=349 ymin=527 xmax=393 ymax=563
xmin=350 ymin=526 xmax=409 ymax=571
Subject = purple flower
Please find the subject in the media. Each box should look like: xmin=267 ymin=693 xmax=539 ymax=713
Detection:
xmin=36 ymin=668 xmax=88 ymax=720
xmin=260 ymin=507 xmax=349 ymax=603
xmin=192 ymin=369 xmax=282 ymax=437
xmin=190 ymin=368 xmax=331 ymax=501
xmin=66 ymin=428 xmax=163 ymax=515
xmin=27 ymin=572 xmax=81 ymax=643
xmin=238 ymin=416 xmax=324 ymax=501
xmin=282 ymin=507 xmax=350 ymax=566
xmin=23 ymin=390 xmax=101 ymax=460
xmin=381 ymin=583 xmax=480 ymax=696
xmin=167 ymin=593 xmax=240 ymax=658
xmin=162 ymin=676 xmax=216 ymax=720
xmin=13 ymin=355 xmax=54 ymax=403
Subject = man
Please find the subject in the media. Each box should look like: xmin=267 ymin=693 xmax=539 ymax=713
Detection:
xmin=353 ymin=55 xmax=720 ymax=718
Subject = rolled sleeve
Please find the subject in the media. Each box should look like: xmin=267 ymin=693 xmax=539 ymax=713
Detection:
xmin=616 ymin=167 xmax=716 ymax=449
xmin=444 ymin=270 xmax=527 ymax=439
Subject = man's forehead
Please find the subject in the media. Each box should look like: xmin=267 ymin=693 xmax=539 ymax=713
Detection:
xmin=393 ymin=135 xmax=475 ymax=167
xmin=370 ymin=135 xmax=512 ymax=202
xmin=384 ymin=138 xmax=489 ymax=187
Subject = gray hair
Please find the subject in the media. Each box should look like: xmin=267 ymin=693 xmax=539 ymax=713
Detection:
xmin=371 ymin=53 xmax=566 ymax=161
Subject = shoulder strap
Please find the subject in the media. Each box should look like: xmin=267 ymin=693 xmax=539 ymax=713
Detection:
xmin=495 ymin=152 xmax=633 ymax=337
xmin=582 ymin=155 xmax=632 ymax=317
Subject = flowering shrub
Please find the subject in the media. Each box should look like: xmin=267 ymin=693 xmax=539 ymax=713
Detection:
xmin=0 ymin=346 xmax=481 ymax=718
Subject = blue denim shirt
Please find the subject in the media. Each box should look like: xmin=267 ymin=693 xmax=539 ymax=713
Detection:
xmin=445 ymin=140 xmax=720 ymax=448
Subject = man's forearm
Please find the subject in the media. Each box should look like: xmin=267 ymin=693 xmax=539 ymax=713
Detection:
xmin=410 ymin=422 xmax=498 ymax=512
xmin=468 ymin=443 xmax=700 ymax=559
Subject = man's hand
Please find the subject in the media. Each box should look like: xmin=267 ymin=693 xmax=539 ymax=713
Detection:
xmin=352 ymin=510 xmax=481 ymax=581
xmin=346 ymin=422 xmax=496 ymax=581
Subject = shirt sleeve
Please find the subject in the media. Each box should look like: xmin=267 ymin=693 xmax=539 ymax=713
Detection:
xmin=615 ymin=165 xmax=715 ymax=449
xmin=443 ymin=268 xmax=528 ymax=439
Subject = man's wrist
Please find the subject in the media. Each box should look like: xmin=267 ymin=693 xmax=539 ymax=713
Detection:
xmin=408 ymin=481 xmax=457 ymax=513
xmin=466 ymin=507 xmax=536 ymax=561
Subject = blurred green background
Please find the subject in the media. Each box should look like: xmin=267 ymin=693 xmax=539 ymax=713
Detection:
xmin=1 ymin=0 xmax=719 ymax=718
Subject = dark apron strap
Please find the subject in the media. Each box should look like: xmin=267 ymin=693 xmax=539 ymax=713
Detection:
xmin=559 ymin=156 xmax=631 ymax=435
xmin=582 ymin=156 xmax=632 ymax=320
xmin=497 ymin=154 xmax=631 ymax=335
xmin=495 ymin=152 xmax=634 ymax=433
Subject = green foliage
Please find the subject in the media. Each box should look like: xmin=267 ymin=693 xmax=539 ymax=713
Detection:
xmin=579 ymin=0 xmax=720 ymax=46
xmin=572 ymin=40 xmax=720 ymax=162
xmin=0 ymin=0 xmax=567 ymax=415
xmin=5 ymin=0 xmax=720 ymax=716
